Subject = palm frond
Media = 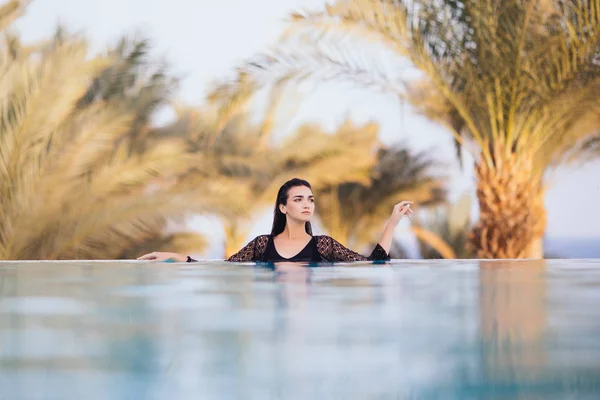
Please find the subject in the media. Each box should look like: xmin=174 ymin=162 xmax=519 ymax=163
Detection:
xmin=0 ymin=1 xmax=28 ymax=32
xmin=565 ymin=132 xmax=600 ymax=164
xmin=223 ymin=0 xmax=600 ymax=169
xmin=206 ymin=72 xmax=258 ymax=132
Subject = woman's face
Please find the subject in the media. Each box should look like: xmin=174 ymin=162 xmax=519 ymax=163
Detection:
xmin=280 ymin=185 xmax=315 ymax=222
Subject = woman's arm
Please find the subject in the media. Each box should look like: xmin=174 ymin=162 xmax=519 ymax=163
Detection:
xmin=331 ymin=237 xmax=388 ymax=261
xmin=137 ymin=252 xmax=189 ymax=262
xmin=137 ymin=235 xmax=270 ymax=263
xmin=315 ymin=236 xmax=387 ymax=261
xmin=376 ymin=201 xmax=413 ymax=254
xmin=316 ymin=200 xmax=413 ymax=262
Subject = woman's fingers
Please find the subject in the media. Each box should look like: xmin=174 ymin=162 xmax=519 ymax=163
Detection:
xmin=395 ymin=201 xmax=413 ymax=210
xmin=393 ymin=201 xmax=414 ymax=219
xmin=394 ymin=201 xmax=413 ymax=210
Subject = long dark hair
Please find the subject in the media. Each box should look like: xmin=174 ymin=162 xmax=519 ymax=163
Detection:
xmin=271 ymin=178 xmax=313 ymax=236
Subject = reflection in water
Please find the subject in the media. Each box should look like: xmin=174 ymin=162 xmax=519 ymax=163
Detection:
xmin=0 ymin=260 xmax=599 ymax=399
xmin=479 ymin=260 xmax=548 ymax=393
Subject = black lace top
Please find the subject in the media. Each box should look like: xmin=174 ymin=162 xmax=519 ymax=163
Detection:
xmin=186 ymin=234 xmax=389 ymax=263
xmin=261 ymin=235 xmax=324 ymax=262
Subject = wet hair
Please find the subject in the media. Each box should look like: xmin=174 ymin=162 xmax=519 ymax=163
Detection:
xmin=271 ymin=178 xmax=313 ymax=236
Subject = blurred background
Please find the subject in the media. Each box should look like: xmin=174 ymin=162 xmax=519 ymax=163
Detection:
xmin=1 ymin=0 xmax=599 ymax=260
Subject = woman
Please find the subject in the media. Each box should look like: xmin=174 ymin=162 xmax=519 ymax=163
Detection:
xmin=137 ymin=178 xmax=413 ymax=263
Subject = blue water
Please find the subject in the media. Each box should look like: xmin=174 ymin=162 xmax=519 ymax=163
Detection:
xmin=1 ymin=259 xmax=599 ymax=399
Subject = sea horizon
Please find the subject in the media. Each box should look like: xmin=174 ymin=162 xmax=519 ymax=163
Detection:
xmin=544 ymin=236 xmax=600 ymax=258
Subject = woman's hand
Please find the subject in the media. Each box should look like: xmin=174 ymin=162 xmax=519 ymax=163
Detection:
xmin=389 ymin=201 xmax=414 ymax=225
xmin=137 ymin=252 xmax=187 ymax=262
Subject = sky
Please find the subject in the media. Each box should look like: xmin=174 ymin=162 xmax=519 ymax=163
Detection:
xmin=13 ymin=0 xmax=600 ymax=256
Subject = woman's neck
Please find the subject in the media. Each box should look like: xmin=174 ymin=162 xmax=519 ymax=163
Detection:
xmin=280 ymin=220 xmax=309 ymax=240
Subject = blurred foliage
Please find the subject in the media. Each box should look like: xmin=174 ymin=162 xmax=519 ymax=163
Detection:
xmin=0 ymin=5 xmax=235 ymax=259
xmin=413 ymin=192 xmax=474 ymax=259
xmin=314 ymin=143 xmax=448 ymax=257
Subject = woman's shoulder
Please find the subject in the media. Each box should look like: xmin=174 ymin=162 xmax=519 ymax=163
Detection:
xmin=249 ymin=235 xmax=271 ymax=246
xmin=314 ymin=235 xmax=334 ymax=243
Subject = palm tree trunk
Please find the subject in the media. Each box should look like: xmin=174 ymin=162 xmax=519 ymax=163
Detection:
xmin=468 ymin=148 xmax=546 ymax=259
xmin=524 ymin=231 xmax=545 ymax=259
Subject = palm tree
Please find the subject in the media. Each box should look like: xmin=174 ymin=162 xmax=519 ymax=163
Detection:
xmin=313 ymin=143 xmax=450 ymax=258
xmin=0 ymin=26 xmax=233 ymax=259
xmin=217 ymin=0 xmax=600 ymax=258
xmin=75 ymin=36 xmax=212 ymax=258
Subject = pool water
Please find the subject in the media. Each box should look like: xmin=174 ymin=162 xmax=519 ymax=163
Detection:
xmin=1 ymin=259 xmax=599 ymax=399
